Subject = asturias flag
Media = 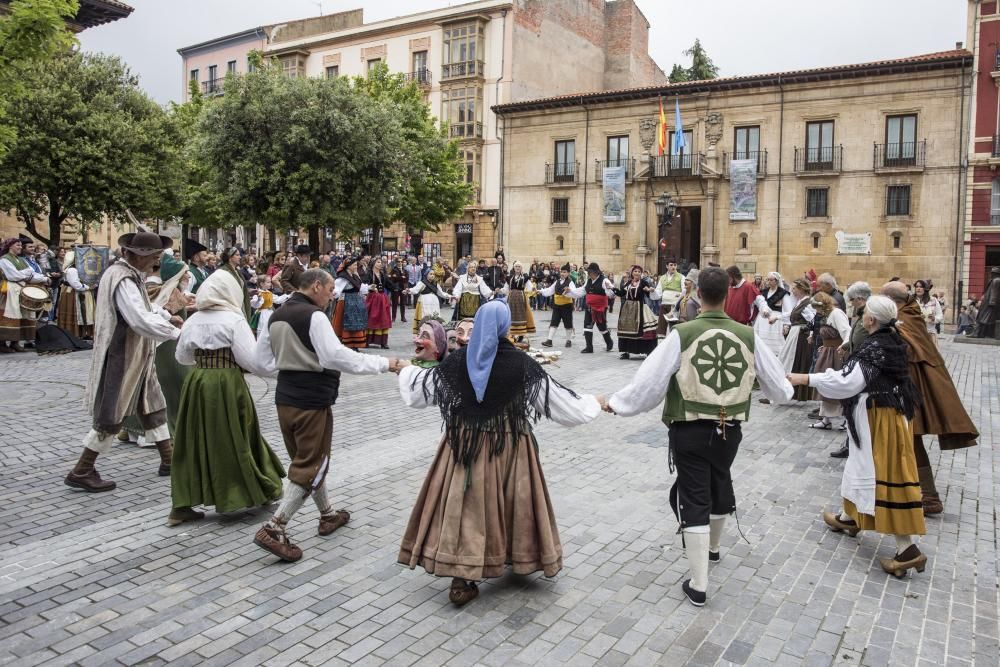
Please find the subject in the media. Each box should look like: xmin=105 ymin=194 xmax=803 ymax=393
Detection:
xmin=673 ymin=98 xmax=686 ymax=154
xmin=657 ymin=96 xmax=667 ymax=155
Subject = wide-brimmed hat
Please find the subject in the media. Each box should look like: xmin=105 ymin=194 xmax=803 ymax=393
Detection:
xmin=183 ymin=237 xmax=207 ymax=259
xmin=118 ymin=232 xmax=172 ymax=256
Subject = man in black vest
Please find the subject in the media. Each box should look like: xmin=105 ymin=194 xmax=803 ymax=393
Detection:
xmin=253 ymin=268 xmax=402 ymax=561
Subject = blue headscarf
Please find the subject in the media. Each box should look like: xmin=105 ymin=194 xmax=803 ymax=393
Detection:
xmin=466 ymin=300 xmax=512 ymax=403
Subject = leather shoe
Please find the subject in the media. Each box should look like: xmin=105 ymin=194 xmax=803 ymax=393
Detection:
xmin=65 ymin=470 xmax=117 ymax=493
xmin=254 ymin=524 xmax=302 ymax=562
xmin=682 ymin=579 xmax=706 ymax=607
xmin=830 ymin=445 xmax=849 ymax=459
xmin=822 ymin=510 xmax=860 ymax=537
xmin=318 ymin=510 xmax=350 ymax=536
xmin=449 ymin=579 xmax=479 ymax=606
xmin=880 ymin=544 xmax=927 ymax=578
xmin=167 ymin=507 xmax=205 ymax=527
xmin=922 ymin=494 xmax=943 ymax=515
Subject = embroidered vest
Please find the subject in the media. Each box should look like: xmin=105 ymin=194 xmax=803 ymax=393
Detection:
xmin=662 ymin=311 xmax=756 ymax=425
xmin=553 ymin=278 xmax=573 ymax=306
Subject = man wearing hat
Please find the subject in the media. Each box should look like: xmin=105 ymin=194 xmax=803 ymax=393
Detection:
xmin=538 ymin=263 xmax=577 ymax=348
xmin=579 ymin=262 xmax=615 ymax=353
xmin=184 ymin=238 xmax=210 ymax=294
xmin=973 ymin=266 xmax=1000 ymax=339
xmin=280 ymin=244 xmax=312 ymax=295
xmin=65 ymin=232 xmax=183 ymax=492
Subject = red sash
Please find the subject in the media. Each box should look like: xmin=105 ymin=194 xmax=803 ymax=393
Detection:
xmin=586 ymin=294 xmax=608 ymax=326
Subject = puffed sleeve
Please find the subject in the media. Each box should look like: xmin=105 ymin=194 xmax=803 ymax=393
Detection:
xmin=608 ymin=331 xmax=681 ymax=416
xmin=232 ymin=316 xmax=276 ymax=377
xmin=541 ymin=379 xmax=601 ymax=426
xmin=399 ymin=365 xmax=435 ymax=408
xmin=808 ymin=364 xmax=867 ymax=400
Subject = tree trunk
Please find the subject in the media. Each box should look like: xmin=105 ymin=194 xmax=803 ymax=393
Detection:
xmin=308 ymin=226 xmax=320 ymax=260
xmin=48 ymin=204 xmax=63 ymax=248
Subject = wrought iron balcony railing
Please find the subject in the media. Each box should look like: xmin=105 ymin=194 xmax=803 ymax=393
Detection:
xmin=874 ymin=141 xmax=925 ymax=169
xmin=650 ymin=152 xmax=703 ymax=178
xmin=794 ymin=145 xmax=843 ymax=173
xmin=594 ymin=158 xmax=635 ymax=181
xmin=404 ymin=68 xmax=432 ymax=86
xmin=545 ymin=161 xmax=579 ymax=185
xmin=722 ymin=150 xmax=768 ymax=177
xmin=441 ymin=60 xmax=485 ymax=80
xmin=201 ymin=78 xmax=224 ymax=95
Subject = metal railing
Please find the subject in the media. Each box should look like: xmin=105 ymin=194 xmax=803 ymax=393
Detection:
xmin=594 ymin=158 xmax=635 ymax=181
xmin=468 ymin=186 xmax=481 ymax=205
xmin=545 ymin=161 xmax=579 ymax=184
xmin=794 ymin=145 xmax=843 ymax=173
xmin=650 ymin=152 xmax=703 ymax=178
xmin=449 ymin=121 xmax=483 ymax=139
xmin=441 ymin=60 xmax=485 ymax=80
xmin=201 ymin=78 xmax=224 ymax=95
xmin=722 ymin=150 xmax=768 ymax=177
xmin=405 ymin=68 xmax=432 ymax=86
xmin=874 ymin=141 xmax=925 ymax=168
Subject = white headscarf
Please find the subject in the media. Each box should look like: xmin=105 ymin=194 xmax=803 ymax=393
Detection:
xmin=195 ymin=269 xmax=244 ymax=314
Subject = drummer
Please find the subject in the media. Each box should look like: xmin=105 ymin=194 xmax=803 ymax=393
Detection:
xmin=0 ymin=237 xmax=51 ymax=353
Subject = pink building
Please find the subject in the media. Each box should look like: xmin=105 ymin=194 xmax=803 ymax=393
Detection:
xmin=177 ymin=27 xmax=270 ymax=101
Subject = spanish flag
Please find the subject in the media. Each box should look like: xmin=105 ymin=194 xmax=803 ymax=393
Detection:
xmin=657 ymin=96 xmax=668 ymax=155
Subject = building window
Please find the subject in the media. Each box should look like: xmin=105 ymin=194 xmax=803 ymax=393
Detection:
xmin=367 ymin=58 xmax=382 ymax=75
xmin=806 ymin=187 xmax=829 ymax=217
xmin=227 ymin=60 xmax=237 ymax=74
xmin=463 ymin=150 xmax=480 ymax=185
xmin=189 ymin=69 xmax=199 ymax=82
xmin=805 ymin=120 xmax=835 ymax=168
xmin=442 ymin=86 xmax=483 ymax=138
xmin=991 ymin=180 xmax=1000 ymax=225
xmin=733 ymin=126 xmax=760 ymax=159
xmin=325 ymin=65 xmax=339 ymax=78
xmin=607 ymin=135 xmax=629 ymax=166
xmin=556 ymin=235 xmax=565 ymax=252
xmin=613 ymin=234 xmax=621 ymax=251
xmin=739 ymin=232 xmax=749 ymax=250
xmin=885 ymin=114 xmax=917 ymax=165
xmin=886 ymin=185 xmax=911 ymax=216
xmin=552 ymin=198 xmax=569 ymax=224
xmin=891 ymin=232 xmax=903 ymax=249
xmin=554 ymin=140 xmax=576 ymax=182
xmin=207 ymin=64 xmax=217 ymax=82
xmin=247 ymin=56 xmax=256 ymax=73
xmin=443 ymin=22 xmax=483 ymax=65
xmin=412 ymin=50 xmax=428 ymax=82
xmin=280 ymin=56 xmax=303 ymax=78
xmin=811 ymin=232 xmax=821 ymax=250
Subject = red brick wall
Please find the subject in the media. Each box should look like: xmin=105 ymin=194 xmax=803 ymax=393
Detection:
xmin=974 ymin=21 xmax=1000 ymax=140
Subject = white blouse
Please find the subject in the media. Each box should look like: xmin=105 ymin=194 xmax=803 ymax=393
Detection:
xmin=176 ymin=310 xmax=266 ymax=375
xmin=64 ymin=267 xmax=89 ymax=292
xmin=0 ymin=257 xmax=48 ymax=284
xmin=397 ymin=365 xmax=601 ymax=427
xmin=823 ymin=307 xmax=852 ymax=342
xmin=452 ymin=274 xmax=493 ymax=299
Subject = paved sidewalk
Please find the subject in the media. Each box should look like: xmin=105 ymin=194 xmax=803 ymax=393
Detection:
xmin=0 ymin=310 xmax=997 ymax=666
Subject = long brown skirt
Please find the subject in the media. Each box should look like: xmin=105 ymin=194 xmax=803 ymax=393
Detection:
xmin=508 ymin=289 xmax=536 ymax=337
xmin=844 ymin=407 xmax=925 ymax=536
xmin=56 ymin=288 xmax=93 ymax=339
xmin=398 ymin=433 xmax=563 ymax=581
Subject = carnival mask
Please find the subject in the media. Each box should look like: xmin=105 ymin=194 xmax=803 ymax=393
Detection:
xmin=413 ymin=323 xmax=441 ymax=362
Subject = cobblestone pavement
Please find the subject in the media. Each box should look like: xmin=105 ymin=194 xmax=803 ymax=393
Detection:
xmin=0 ymin=308 xmax=997 ymax=666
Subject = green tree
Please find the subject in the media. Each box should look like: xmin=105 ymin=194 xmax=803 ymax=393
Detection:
xmin=167 ymin=81 xmax=223 ymax=231
xmin=0 ymin=52 xmax=182 ymax=246
xmin=669 ymin=39 xmax=720 ymax=83
xmin=0 ymin=0 xmax=79 ymax=155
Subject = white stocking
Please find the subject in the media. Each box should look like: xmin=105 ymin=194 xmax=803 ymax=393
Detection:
xmin=683 ymin=529 xmax=710 ymax=593
xmin=708 ymin=514 xmax=727 ymax=553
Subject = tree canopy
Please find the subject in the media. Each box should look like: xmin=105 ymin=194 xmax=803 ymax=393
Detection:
xmin=669 ymin=39 xmax=720 ymax=83
xmin=0 ymin=52 xmax=181 ymax=246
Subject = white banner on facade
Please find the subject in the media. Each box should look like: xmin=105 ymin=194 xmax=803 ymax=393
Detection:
xmin=729 ymin=159 xmax=757 ymax=221
xmin=835 ymin=231 xmax=872 ymax=255
xmin=602 ymin=166 xmax=626 ymax=223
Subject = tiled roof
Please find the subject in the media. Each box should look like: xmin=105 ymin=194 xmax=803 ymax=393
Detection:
xmin=494 ymin=50 xmax=972 ymax=114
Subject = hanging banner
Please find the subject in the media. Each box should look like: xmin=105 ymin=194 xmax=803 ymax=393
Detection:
xmin=729 ymin=158 xmax=757 ymax=221
xmin=74 ymin=245 xmax=111 ymax=287
xmin=602 ymin=165 xmax=626 ymax=223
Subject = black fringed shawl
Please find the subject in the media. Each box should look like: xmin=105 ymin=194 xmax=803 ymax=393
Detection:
xmin=417 ymin=340 xmax=572 ymax=476
xmin=840 ymin=324 xmax=922 ymax=447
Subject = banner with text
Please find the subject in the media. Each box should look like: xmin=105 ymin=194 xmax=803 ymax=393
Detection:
xmin=729 ymin=158 xmax=757 ymax=221
xmin=602 ymin=166 xmax=626 ymax=223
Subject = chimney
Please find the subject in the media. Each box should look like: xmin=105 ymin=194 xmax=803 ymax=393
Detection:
xmin=957 ymin=41 xmax=964 ymax=49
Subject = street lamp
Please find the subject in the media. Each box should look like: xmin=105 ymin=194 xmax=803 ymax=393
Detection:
xmin=654 ymin=192 xmax=677 ymax=227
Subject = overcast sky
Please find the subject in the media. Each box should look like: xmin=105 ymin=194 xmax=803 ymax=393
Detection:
xmin=77 ymin=0 xmax=969 ymax=105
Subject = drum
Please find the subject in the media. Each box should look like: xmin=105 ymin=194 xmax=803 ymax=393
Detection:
xmin=20 ymin=285 xmax=51 ymax=312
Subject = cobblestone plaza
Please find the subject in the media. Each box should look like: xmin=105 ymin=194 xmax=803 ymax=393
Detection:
xmin=0 ymin=311 xmax=997 ymax=666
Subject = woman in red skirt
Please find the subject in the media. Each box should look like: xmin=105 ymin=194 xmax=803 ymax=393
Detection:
xmin=365 ymin=257 xmax=392 ymax=349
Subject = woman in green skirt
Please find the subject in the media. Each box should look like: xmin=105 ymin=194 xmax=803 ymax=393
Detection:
xmin=167 ymin=269 xmax=285 ymax=526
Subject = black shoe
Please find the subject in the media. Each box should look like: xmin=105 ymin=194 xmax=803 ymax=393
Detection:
xmin=830 ymin=445 xmax=849 ymax=459
xmin=708 ymin=550 xmax=720 ymax=563
xmin=581 ymin=347 xmax=593 ymax=354
xmin=619 ymin=352 xmax=630 ymax=360
xmin=682 ymin=579 xmax=706 ymax=607
xmin=541 ymin=340 xmax=553 ymax=348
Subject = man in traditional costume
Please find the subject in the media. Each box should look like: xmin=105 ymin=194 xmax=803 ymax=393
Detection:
xmin=0 ymin=237 xmax=51 ymax=352
xmin=479 ymin=257 xmax=506 ymax=295
xmin=724 ymin=265 xmax=776 ymax=327
xmin=656 ymin=260 xmax=683 ymax=339
xmin=185 ymin=239 xmax=211 ymax=294
xmin=973 ymin=266 xmax=1000 ymax=339
xmin=64 ymin=232 xmax=182 ymax=492
xmin=605 ymin=267 xmax=793 ymax=606
xmin=578 ymin=262 xmax=615 ymax=353
xmin=396 ymin=300 xmax=602 ymax=605
xmin=538 ymin=263 xmax=576 ymax=348
xmin=452 ymin=261 xmax=492 ymax=320
xmin=882 ymin=281 xmax=978 ymax=514
xmin=252 ymin=269 xmax=401 ymax=561
xmin=279 ymin=244 xmax=311 ymax=295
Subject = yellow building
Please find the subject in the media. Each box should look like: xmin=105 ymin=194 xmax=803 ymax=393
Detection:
xmin=493 ymin=49 xmax=972 ymax=297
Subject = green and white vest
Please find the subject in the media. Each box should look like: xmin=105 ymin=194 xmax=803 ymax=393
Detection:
xmin=662 ymin=311 xmax=756 ymax=425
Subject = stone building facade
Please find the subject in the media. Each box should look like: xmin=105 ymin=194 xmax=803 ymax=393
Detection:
xmin=494 ymin=50 xmax=972 ymax=301
xmin=963 ymin=0 xmax=1000 ymax=301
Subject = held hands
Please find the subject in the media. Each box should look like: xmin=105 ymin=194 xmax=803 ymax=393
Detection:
xmin=597 ymin=394 xmax=616 ymax=414
xmin=786 ymin=373 xmax=809 ymax=387
xmin=387 ymin=358 xmax=410 ymax=374
xmin=169 ymin=315 xmax=184 ymax=328
xmin=767 ymin=314 xmax=779 ymax=325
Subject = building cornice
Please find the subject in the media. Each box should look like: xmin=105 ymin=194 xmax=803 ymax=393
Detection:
xmin=178 ymin=27 xmax=269 ymax=56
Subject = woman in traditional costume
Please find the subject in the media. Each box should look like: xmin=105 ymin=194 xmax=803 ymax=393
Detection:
xmin=332 ymin=256 xmax=369 ymax=350
xmin=506 ymin=261 xmax=536 ymax=341
xmin=451 ymin=260 xmax=492 ymax=320
xmin=408 ymin=272 xmax=450 ymax=332
xmin=614 ymin=265 xmax=658 ymax=359
xmin=219 ymin=247 xmax=252 ymax=319
xmin=364 ymin=257 xmax=392 ymax=349
xmin=56 ymin=249 xmax=96 ymax=340
xmin=779 ymin=278 xmax=817 ymax=403
xmin=168 ymin=269 xmax=285 ymax=526
xmin=396 ymin=301 xmax=602 ymax=605
xmin=0 ymin=237 xmax=50 ymax=352
xmin=913 ymin=280 xmax=942 ymax=340
xmin=809 ymin=292 xmax=852 ymax=430
xmin=672 ymin=269 xmax=701 ymax=324
xmin=789 ymin=295 xmax=927 ymax=577
xmin=754 ymin=271 xmax=794 ymax=356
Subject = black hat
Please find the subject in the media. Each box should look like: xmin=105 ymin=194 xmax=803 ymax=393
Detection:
xmin=586 ymin=262 xmax=601 ymax=274
xmin=118 ymin=232 xmax=172 ymax=256
xmin=183 ymin=237 xmax=207 ymax=260
xmin=561 ymin=263 xmax=571 ymax=272
xmin=295 ymin=244 xmax=311 ymax=256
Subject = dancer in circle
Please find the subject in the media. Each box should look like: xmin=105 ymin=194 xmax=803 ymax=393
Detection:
xmin=538 ymin=263 xmax=576 ymax=348
xmin=579 ymin=262 xmax=615 ymax=353
xmin=411 ymin=318 xmax=448 ymax=368
xmin=408 ymin=272 xmax=450 ymax=332
xmin=754 ymin=272 xmax=794 ymax=356
xmin=452 ymin=260 xmax=492 ymax=320
xmin=396 ymin=300 xmax=602 ymax=605
xmin=614 ymin=265 xmax=657 ymax=359
xmin=506 ymin=261 xmax=536 ymax=342
xmin=778 ymin=278 xmax=817 ymax=403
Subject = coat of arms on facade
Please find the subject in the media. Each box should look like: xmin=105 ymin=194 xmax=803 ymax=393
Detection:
xmin=705 ymin=112 xmax=724 ymax=148
xmin=639 ymin=117 xmax=658 ymax=152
